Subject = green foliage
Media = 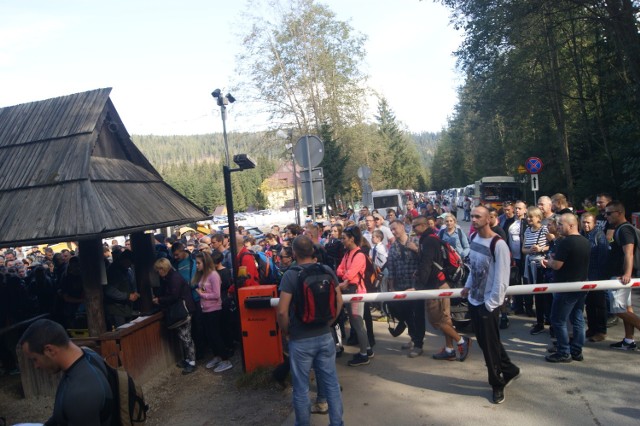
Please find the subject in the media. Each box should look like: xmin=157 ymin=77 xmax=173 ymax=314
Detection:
xmin=318 ymin=122 xmax=349 ymax=208
xmin=235 ymin=0 xmax=368 ymax=134
xmin=436 ymin=0 xmax=640 ymax=210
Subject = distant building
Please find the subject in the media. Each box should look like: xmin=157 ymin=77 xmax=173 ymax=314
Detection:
xmin=262 ymin=162 xmax=298 ymax=210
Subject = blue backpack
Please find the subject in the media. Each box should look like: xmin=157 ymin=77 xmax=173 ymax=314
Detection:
xmin=241 ymin=250 xmax=279 ymax=284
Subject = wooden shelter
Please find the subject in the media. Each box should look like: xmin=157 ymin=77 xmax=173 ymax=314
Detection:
xmin=0 ymin=88 xmax=210 ymax=395
xmin=0 ymin=87 xmax=208 ymax=246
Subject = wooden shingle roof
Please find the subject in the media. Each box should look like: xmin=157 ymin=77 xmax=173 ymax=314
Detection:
xmin=0 ymin=88 xmax=208 ymax=247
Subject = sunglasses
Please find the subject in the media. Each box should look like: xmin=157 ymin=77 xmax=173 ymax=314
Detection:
xmin=604 ymin=211 xmax=619 ymax=216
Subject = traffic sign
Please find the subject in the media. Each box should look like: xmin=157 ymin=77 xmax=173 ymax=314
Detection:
xmin=531 ymin=174 xmax=539 ymax=191
xmin=525 ymin=157 xmax=543 ymax=174
xmin=517 ymin=165 xmax=526 ymax=174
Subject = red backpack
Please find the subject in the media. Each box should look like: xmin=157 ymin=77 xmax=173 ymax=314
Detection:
xmin=428 ymin=234 xmax=466 ymax=288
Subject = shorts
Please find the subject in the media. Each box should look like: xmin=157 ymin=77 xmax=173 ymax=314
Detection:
xmin=426 ymin=283 xmax=452 ymax=329
xmin=609 ymin=288 xmax=632 ymax=314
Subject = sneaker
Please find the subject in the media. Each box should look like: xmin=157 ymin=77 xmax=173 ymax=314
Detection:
xmin=401 ymin=341 xmax=414 ymax=350
xmin=588 ymin=333 xmax=606 ymax=342
xmin=311 ymin=401 xmax=328 ymax=414
xmin=182 ymin=363 xmax=197 ymax=375
xmin=457 ymin=337 xmax=472 ymax=362
xmin=367 ymin=349 xmax=375 ymax=359
xmin=571 ymin=352 xmax=584 ymax=362
xmin=609 ymin=339 xmax=637 ymax=351
xmin=606 ymin=316 xmax=619 ymax=327
xmin=206 ymin=356 xmax=222 ymax=369
xmin=504 ymin=371 xmax=521 ymax=388
xmin=500 ymin=316 xmax=510 ymax=329
xmin=408 ymin=348 xmax=424 ymax=358
xmin=492 ymin=387 xmax=505 ymax=404
xmin=348 ymin=353 xmax=370 ymax=367
xmin=530 ymin=324 xmax=545 ymax=335
xmin=432 ymin=348 xmax=456 ymax=361
xmin=213 ymin=360 xmax=233 ymax=373
xmin=545 ymin=352 xmax=572 ymax=363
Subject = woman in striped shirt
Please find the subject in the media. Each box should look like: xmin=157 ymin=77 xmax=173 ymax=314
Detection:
xmin=522 ymin=206 xmax=552 ymax=335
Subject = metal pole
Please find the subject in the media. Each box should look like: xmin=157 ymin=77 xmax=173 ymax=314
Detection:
xmin=291 ymin=146 xmax=301 ymax=225
xmin=305 ymin=135 xmax=316 ymax=222
xmin=221 ymin=104 xmax=230 ymax=168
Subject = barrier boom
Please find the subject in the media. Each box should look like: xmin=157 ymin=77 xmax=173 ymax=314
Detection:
xmin=268 ymin=279 xmax=640 ymax=307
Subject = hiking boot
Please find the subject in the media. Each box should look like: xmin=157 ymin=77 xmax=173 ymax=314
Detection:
xmin=500 ymin=315 xmax=510 ymax=329
xmin=408 ymin=348 xmax=424 ymax=358
xmin=311 ymin=401 xmax=328 ymax=414
xmin=401 ymin=340 xmax=414 ymax=350
xmin=213 ymin=360 xmax=233 ymax=373
xmin=492 ymin=387 xmax=505 ymax=404
xmin=588 ymin=333 xmax=606 ymax=342
xmin=182 ymin=363 xmax=197 ymax=375
xmin=432 ymin=348 xmax=456 ymax=361
xmin=347 ymin=353 xmax=370 ymax=367
xmin=545 ymin=353 xmax=572 ymax=363
xmin=609 ymin=339 xmax=637 ymax=351
xmin=206 ymin=356 xmax=222 ymax=369
xmin=530 ymin=324 xmax=545 ymax=335
xmin=458 ymin=337 xmax=472 ymax=362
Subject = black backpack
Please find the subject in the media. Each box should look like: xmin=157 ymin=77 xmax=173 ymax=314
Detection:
xmin=291 ymin=264 xmax=338 ymax=325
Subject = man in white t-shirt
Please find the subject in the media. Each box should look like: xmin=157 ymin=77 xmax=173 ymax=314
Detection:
xmin=462 ymin=206 xmax=520 ymax=405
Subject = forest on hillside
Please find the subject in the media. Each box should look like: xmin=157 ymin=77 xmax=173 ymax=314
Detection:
xmin=131 ymin=129 xmax=439 ymax=213
xmin=433 ymin=0 xmax=640 ymax=211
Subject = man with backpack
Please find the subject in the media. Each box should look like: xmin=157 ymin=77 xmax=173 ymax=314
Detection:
xmin=605 ymin=200 xmax=640 ymax=350
xmin=462 ymin=206 xmax=520 ymax=404
xmin=413 ymin=216 xmax=472 ymax=361
xmin=277 ymin=236 xmax=344 ymax=426
xmin=20 ymin=319 xmax=114 ymax=425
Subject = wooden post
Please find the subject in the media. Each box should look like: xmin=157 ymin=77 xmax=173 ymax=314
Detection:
xmin=130 ymin=232 xmax=155 ymax=314
xmin=78 ymin=238 xmax=107 ymax=336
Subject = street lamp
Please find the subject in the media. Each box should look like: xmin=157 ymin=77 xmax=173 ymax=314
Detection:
xmin=211 ymin=89 xmax=235 ymax=167
xmin=277 ymin=129 xmax=300 ymax=225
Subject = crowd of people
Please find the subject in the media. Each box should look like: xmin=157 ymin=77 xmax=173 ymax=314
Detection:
xmin=3 ymin=190 xmax=639 ymax=423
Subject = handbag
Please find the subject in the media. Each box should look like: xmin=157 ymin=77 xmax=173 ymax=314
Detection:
xmin=165 ymin=299 xmax=190 ymax=330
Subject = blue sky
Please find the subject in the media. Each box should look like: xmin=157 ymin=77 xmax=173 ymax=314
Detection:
xmin=0 ymin=0 xmax=462 ymax=135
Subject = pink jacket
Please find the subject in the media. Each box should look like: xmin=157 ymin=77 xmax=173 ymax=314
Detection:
xmin=336 ymin=247 xmax=366 ymax=294
xmin=198 ymin=271 xmax=222 ymax=313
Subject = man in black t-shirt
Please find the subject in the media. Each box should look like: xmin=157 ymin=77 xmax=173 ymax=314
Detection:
xmin=20 ymin=319 xmax=113 ymax=426
xmin=605 ymin=200 xmax=640 ymax=350
xmin=542 ymin=213 xmax=591 ymax=362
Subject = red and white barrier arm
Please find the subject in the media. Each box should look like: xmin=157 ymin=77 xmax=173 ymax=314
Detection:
xmin=268 ymin=279 xmax=640 ymax=307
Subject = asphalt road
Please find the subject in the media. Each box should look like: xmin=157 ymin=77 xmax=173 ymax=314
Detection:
xmin=282 ymin=212 xmax=640 ymax=426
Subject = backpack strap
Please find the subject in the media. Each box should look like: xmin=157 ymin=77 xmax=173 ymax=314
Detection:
xmin=470 ymin=232 xmax=501 ymax=262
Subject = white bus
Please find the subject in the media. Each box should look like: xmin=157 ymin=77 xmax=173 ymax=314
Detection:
xmin=372 ymin=189 xmax=410 ymax=215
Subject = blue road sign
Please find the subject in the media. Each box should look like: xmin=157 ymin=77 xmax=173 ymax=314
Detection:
xmin=525 ymin=157 xmax=543 ymax=174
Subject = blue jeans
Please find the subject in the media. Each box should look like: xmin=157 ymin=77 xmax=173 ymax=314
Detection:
xmin=289 ymin=333 xmax=343 ymax=426
xmin=551 ymin=292 xmax=587 ymax=356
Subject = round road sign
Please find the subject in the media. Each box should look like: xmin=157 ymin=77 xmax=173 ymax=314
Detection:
xmin=525 ymin=157 xmax=543 ymax=174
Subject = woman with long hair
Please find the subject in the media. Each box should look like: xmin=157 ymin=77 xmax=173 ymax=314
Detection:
xmin=194 ymin=252 xmax=232 ymax=373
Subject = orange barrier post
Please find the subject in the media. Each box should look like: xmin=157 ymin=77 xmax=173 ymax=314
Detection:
xmin=238 ymin=285 xmax=283 ymax=373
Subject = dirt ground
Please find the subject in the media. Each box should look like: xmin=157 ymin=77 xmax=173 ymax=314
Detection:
xmin=0 ymin=352 xmax=293 ymax=426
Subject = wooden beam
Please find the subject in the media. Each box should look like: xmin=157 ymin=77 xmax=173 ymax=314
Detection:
xmin=130 ymin=232 xmax=155 ymax=314
xmin=78 ymin=238 xmax=107 ymax=336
